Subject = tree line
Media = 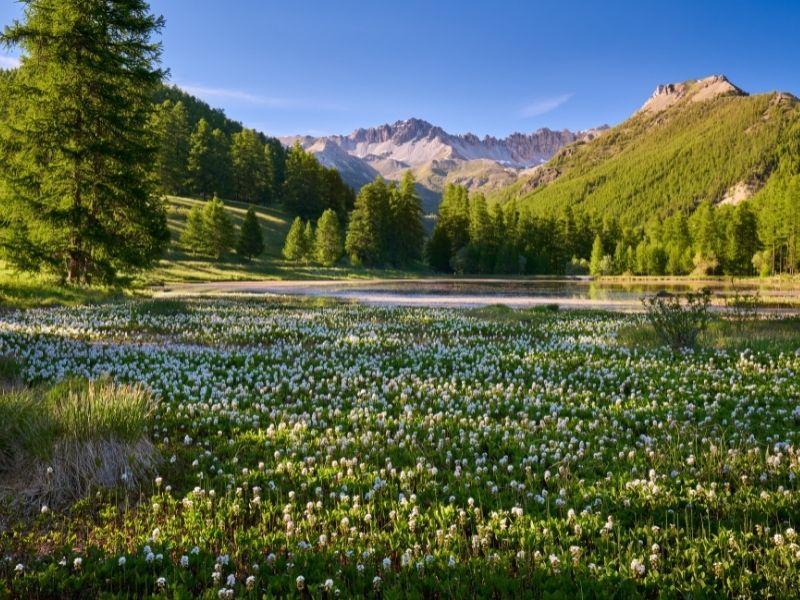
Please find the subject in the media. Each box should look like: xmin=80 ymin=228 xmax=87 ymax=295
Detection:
xmin=427 ymin=184 xmax=799 ymax=277
xmin=281 ymin=172 xmax=426 ymax=268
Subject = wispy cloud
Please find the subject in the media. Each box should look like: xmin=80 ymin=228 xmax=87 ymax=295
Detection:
xmin=177 ymin=83 xmax=344 ymax=111
xmin=0 ymin=53 xmax=20 ymax=69
xmin=520 ymin=93 xmax=573 ymax=118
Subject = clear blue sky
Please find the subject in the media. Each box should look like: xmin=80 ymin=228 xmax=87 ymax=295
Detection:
xmin=2 ymin=1 xmax=799 ymax=137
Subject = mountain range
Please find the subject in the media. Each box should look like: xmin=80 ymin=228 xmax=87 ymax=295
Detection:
xmin=280 ymin=120 xmax=607 ymax=211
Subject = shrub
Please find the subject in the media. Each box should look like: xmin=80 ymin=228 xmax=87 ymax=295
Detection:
xmin=0 ymin=378 xmax=158 ymax=512
xmin=724 ymin=284 xmax=761 ymax=327
xmin=641 ymin=289 xmax=712 ymax=351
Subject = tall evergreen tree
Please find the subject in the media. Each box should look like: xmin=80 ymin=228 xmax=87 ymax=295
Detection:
xmin=182 ymin=205 xmax=207 ymax=254
xmin=345 ymin=177 xmax=391 ymax=266
xmin=203 ymin=196 xmax=235 ymax=258
xmin=321 ymin=167 xmax=355 ymax=220
xmin=426 ymin=226 xmax=452 ymax=273
xmin=314 ymin=209 xmax=343 ymax=267
xmin=283 ymin=142 xmax=324 ymax=219
xmin=231 ymin=128 xmax=270 ymax=204
xmin=209 ymin=128 xmax=232 ymax=198
xmin=283 ymin=217 xmax=308 ymax=262
xmin=235 ymin=206 xmax=265 ymax=261
xmin=437 ymin=184 xmax=470 ymax=255
xmin=151 ymin=100 xmax=190 ymax=195
xmin=265 ymin=138 xmax=287 ymax=202
xmin=187 ymin=119 xmax=215 ymax=199
xmin=389 ymin=171 xmax=425 ymax=265
xmin=0 ymin=0 xmax=169 ymax=283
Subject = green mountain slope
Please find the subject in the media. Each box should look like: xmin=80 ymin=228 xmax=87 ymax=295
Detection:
xmin=493 ymin=76 xmax=800 ymax=224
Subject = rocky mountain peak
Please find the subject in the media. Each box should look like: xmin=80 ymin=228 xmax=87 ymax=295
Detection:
xmin=639 ymin=74 xmax=746 ymax=114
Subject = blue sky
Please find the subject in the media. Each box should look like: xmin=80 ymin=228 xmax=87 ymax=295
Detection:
xmin=2 ymin=1 xmax=799 ymax=137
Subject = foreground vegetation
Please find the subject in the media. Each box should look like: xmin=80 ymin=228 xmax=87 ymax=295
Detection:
xmin=1 ymin=298 xmax=799 ymax=596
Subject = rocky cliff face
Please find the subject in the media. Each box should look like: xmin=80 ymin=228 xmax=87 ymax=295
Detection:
xmin=638 ymin=74 xmax=747 ymax=114
xmin=281 ymin=119 xmax=606 ymax=210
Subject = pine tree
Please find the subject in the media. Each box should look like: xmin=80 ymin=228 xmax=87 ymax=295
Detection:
xmin=236 ymin=206 xmax=264 ymax=261
xmin=209 ymin=128 xmax=232 ymax=198
xmin=283 ymin=142 xmax=324 ymax=219
xmin=151 ymin=100 xmax=189 ymax=195
xmin=437 ymin=184 xmax=470 ymax=255
xmin=426 ymin=226 xmax=452 ymax=272
xmin=303 ymin=221 xmax=315 ymax=260
xmin=322 ymin=167 xmax=355 ymax=220
xmin=314 ymin=209 xmax=343 ymax=267
xmin=589 ymin=234 xmax=605 ymax=276
xmin=265 ymin=138 xmax=287 ymax=202
xmin=187 ymin=119 xmax=215 ymax=199
xmin=345 ymin=178 xmax=391 ymax=266
xmin=283 ymin=217 xmax=308 ymax=262
xmin=182 ymin=206 xmax=207 ymax=254
xmin=231 ymin=129 xmax=270 ymax=204
xmin=0 ymin=0 xmax=169 ymax=283
xmin=389 ymin=171 xmax=425 ymax=266
xmin=203 ymin=196 xmax=235 ymax=258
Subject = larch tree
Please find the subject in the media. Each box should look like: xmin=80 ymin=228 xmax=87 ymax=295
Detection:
xmin=202 ymin=196 xmax=235 ymax=258
xmin=283 ymin=217 xmax=308 ymax=262
xmin=0 ymin=0 xmax=170 ymax=283
xmin=187 ymin=119 xmax=216 ymax=199
xmin=345 ymin=177 xmax=390 ymax=266
xmin=232 ymin=129 xmax=270 ymax=204
xmin=235 ymin=206 xmax=265 ymax=261
xmin=390 ymin=171 xmax=425 ymax=266
xmin=182 ymin=205 xmax=207 ymax=254
xmin=314 ymin=209 xmax=343 ymax=267
xmin=151 ymin=99 xmax=189 ymax=195
xmin=283 ymin=142 xmax=323 ymax=219
xmin=589 ymin=234 xmax=605 ymax=276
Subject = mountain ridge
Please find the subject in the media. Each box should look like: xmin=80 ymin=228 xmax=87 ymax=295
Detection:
xmin=280 ymin=120 xmax=607 ymax=210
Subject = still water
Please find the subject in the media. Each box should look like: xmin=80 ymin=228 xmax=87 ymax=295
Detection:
xmin=164 ymin=278 xmax=799 ymax=311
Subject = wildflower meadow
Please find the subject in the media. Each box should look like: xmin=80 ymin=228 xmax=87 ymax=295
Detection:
xmin=1 ymin=298 xmax=799 ymax=597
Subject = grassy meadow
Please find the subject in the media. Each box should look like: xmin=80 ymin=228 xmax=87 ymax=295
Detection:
xmin=0 ymin=195 xmax=426 ymax=309
xmin=1 ymin=297 xmax=799 ymax=597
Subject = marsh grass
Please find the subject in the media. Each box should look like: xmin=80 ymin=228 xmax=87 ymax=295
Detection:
xmin=0 ymin=379 xmax=158 ymax=512
xmin=0 ymin=354 xmax=21 ymax=386
xmin=129 ymin=297 xmax=192 ymax=318
xmin=618 ymin=315 xmax=800 ymax=354
xmin=466 ymin=303 xmax=560 ymax=322
xmin=0 ymin=268 xmax=130 ymax=309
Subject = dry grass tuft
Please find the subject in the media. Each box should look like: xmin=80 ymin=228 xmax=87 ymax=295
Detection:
xmin=0 ymin=379 xmax=159 ymax=513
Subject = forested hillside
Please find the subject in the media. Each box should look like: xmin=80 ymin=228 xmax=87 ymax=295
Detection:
xmin=493 ymin=76 xmax=800 ymax=223
xmin=149 ymin=85 xmax=355 ymax=221
xmin=427 ymin=76 xmax=800 ymax=277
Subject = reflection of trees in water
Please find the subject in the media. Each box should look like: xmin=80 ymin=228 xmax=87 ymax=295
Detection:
xmin=333 ymin=279 xmax=794 ymax=303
